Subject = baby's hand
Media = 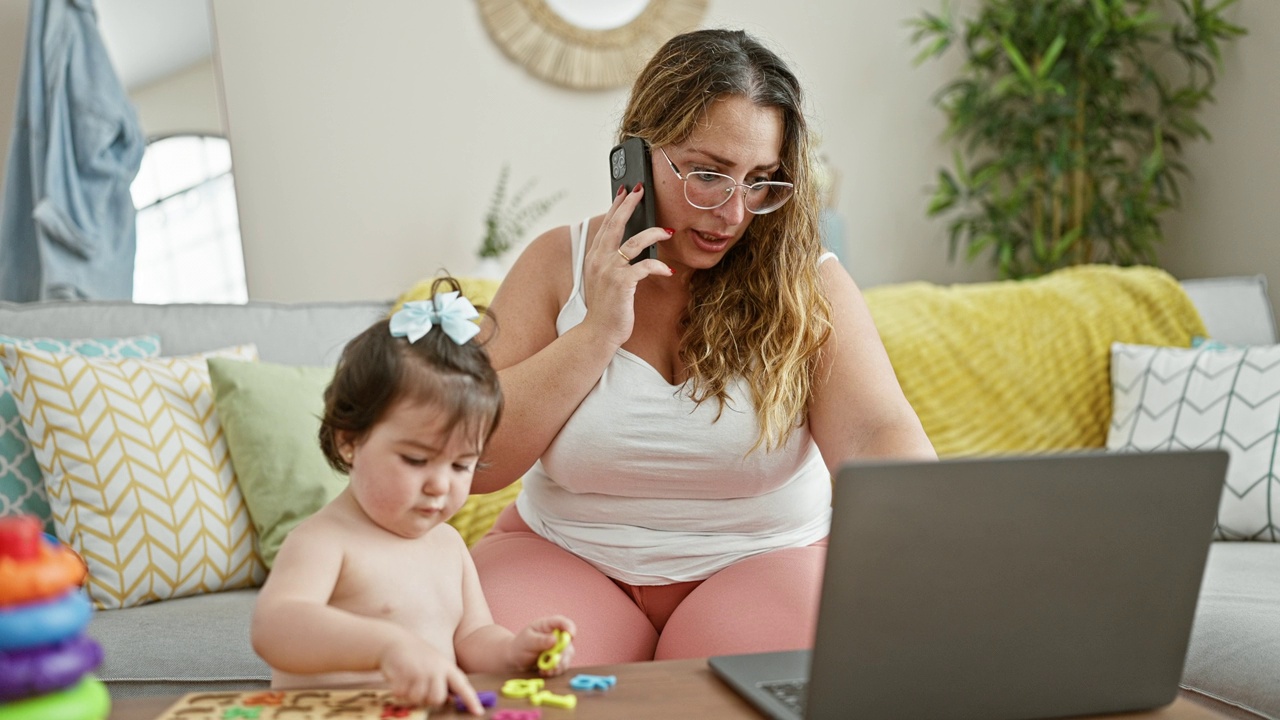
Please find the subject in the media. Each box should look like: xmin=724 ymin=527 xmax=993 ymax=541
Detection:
xmin=510 ymin=615 xmax=577 ymax=676
xmin=380 ymin=636 xmax=484 ymax=714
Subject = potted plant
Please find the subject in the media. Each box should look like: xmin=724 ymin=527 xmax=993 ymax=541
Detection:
xmin=911 ymin=0 xmax=1245 ymax=279
xmin=476 ymin=165 xmax=565 ymax=277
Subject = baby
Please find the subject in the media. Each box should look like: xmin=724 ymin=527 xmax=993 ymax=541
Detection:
xmin=251 ymin=278 xmax=575 ymax=714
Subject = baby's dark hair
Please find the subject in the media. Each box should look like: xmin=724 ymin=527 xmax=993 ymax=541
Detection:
xmin=318 ymin=276 xmax=502 ymax=474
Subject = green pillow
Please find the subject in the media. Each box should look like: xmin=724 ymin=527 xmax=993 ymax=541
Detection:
xmin=207 ymin=358 xmax=346 ymax=568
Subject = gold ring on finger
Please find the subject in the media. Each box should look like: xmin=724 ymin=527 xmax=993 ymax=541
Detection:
xmin=617 ymin=248 xmax=631 ymax=263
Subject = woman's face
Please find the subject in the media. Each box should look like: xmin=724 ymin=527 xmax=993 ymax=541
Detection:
xmin=650 ymin=95 xmax=785 ymax=272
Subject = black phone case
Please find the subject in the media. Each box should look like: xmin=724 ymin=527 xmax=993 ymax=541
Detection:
xmin=608 ymin=137 xmax=657 ymax=264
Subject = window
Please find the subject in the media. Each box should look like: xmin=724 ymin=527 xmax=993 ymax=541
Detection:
xmin=130 ymin=134 xmax=247 ymax=304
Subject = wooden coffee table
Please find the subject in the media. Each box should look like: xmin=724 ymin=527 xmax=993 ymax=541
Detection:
xmin=106 ymin=658 xmax=1233 ymax=719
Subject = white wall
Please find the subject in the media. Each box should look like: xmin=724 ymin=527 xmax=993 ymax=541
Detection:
xmin=210 ymin=0 xmax=989 ymax=302
xmin=1160 ymin=1 xmax=1280 ymax=320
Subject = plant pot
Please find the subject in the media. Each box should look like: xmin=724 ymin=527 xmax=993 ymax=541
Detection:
xmin=473 ymin=257 xmax=504 ymax=281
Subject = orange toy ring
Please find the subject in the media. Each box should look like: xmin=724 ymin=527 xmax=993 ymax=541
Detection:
xmin=0 ymin=540 xmax=87 ymax=606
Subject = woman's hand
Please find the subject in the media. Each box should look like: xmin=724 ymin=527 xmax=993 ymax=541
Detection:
xmin=580 ymin=185 xmax=672 ymax=347
xmin=508 ymin=615 xmax=577 ymax=677
xmin=380 ymin=636 xmax=484 ymax=714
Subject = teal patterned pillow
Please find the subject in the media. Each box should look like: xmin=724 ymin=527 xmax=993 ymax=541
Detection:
xmin=0 ymin=334 xmax=162 ymax=534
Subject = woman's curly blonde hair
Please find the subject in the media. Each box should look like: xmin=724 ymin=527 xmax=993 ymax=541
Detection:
xmin=619 ymin=29 xmax=833 ymax=452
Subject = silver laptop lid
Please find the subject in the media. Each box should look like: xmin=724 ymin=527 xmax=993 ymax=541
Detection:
xmin=807 ymin=449 xmax=1227 ymax=720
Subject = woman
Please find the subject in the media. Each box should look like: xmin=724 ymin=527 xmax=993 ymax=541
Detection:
xmin=470 ymin=29 xmax=936 ymax=664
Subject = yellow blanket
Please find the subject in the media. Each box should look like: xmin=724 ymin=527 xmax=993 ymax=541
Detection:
xmin=863 ymin=265 xmax=1206 ymax=457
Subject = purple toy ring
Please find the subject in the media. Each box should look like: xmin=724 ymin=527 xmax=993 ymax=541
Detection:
xmin=0 ymin=634 xmax=104 ymax=701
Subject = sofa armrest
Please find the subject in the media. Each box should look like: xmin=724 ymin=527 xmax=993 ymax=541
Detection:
xmin=1180 ymin=275 xmax=1277 ymax=346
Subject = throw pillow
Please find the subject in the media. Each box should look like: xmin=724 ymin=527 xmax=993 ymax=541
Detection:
xmin=1108 ymin=342 xmax=1280 ymax=541
xmin=207 ymin=358 xmax=346 ymax=568
xmin=0 ymin=334 xmax=161 ymax=535
xmin=394 ymin=276 xmax=502 ymax=314
xmin=0 ymin=344 xmax=266 ymax=608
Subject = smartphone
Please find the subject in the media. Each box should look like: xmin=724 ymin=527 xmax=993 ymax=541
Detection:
xmin=608 ymin=137 xmax=657 ymax=264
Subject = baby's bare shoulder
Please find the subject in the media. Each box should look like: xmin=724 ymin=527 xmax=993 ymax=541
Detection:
xmin=406 ymin=523 xmax=466 ymax=563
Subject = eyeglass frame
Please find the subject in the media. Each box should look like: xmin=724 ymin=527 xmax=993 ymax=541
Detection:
xmin=656 ymin=147 xmax=795 ymax=215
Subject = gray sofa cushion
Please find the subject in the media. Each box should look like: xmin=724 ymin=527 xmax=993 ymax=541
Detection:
xmin=87 ymin=589 xmax=267 ymax=698
xmin=1181 ymin=542 xmax=1280 ymax=720
xmin=0 ymin=299 xmax=391 ymax=366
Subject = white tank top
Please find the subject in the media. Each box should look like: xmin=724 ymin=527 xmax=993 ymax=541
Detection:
xmin=514 ymin=220 xmax=833 ymax=584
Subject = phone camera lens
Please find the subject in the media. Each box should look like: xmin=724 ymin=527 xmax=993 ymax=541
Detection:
xmin=610 ymin=149 xmax=626 ymax=180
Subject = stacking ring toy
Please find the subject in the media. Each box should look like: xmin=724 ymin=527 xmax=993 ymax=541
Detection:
xmin=0 ymin=635 xmax=105 ymax=701
xmin=0 ymin=676 xmax=109 ymax=720
xmin=0 ymin=536 xmax=87 ymax=606
xmin=0 ymin=516 xmax=42 ymax=560
xmin=0 ymin=590 xmax=92 ymax=652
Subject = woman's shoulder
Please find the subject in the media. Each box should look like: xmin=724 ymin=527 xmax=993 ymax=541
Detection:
xmin=501 ymin=216 xmax=599 ymax=304
xmin=519 ymin=221 xmax=574 ymax=267
xmin=816 ymin=253 xmax=855 ymax=291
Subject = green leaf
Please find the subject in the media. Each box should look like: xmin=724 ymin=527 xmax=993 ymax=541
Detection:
xmin=1037 ymin=35 xmax=1067 ymax=79
xmin=969 ymin=232 xmax=999 ymax=261
xmin=1001 ymin=35 xmax=1034 ymax=82
xmin=927 ymin=170 xmax=960 ymax=215
xmin=951 ymin=148 xmax=972 ymax=187
xmin=913 ymin=35 xmax=953 ymax=65
xmin=1049 ymin=227 xmax=1083 ymax=263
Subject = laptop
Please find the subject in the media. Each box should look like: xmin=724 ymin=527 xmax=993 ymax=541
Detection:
xmin=709 ymin=449 xmax=1227 ymax=720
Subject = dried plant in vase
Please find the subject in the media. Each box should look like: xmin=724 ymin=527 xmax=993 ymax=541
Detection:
xmin=478 ymin=164 xmax=566 ymax=262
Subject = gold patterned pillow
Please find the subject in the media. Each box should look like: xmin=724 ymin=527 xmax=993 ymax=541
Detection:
xmin=0 ymin=344 xmax=266 ymax=609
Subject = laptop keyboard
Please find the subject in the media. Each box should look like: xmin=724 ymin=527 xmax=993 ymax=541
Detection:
xmin=760 ymin=679 xmax=808 ymax=716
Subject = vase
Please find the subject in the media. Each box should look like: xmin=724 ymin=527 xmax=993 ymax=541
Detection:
xmin=473 ymin=257 xmax=504 ymax=281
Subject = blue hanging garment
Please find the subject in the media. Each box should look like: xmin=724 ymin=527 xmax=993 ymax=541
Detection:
xmin=0 ymin=0 xmax=145 ymax=301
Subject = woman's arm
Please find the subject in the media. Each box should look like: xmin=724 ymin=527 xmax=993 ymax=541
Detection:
xmin=472 ymin=189 xmax=671 ymax=493
xmin=807 ymin=261 xmax=937 ymax=471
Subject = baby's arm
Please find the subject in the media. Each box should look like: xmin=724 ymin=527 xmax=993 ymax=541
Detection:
xmin=251 ymin=522 xmax=480 ymax=710
xmin=452 ymin=543 xmax=576 ymax=675
xmin=252 ymin=522 xmax=394 ymax=671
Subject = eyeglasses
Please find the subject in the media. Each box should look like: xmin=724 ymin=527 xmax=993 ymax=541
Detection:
xmin=657 ymin=147 xmax=795 ymax=215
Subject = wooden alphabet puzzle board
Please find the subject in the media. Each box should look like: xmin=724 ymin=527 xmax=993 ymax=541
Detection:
xmin=153 ymin=689 xmax=429 ymax=719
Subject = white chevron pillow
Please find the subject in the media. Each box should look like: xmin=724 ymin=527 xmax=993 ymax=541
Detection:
xmin=0 ymin=344 xmax=267 ymax=608
xmin=1108 ymin=342 xmax=1280 ymax=542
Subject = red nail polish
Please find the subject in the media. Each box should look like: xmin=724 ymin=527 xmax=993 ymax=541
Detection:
xmin=633 ymin=182 xmax=643 ymax=192
xmin=616 ymin=185 xmax=626 ymax=197
xmin=664 ymin=228 xmax=675 ymax=235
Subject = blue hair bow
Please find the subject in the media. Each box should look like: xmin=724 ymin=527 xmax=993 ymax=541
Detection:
xmin=389 ymin=292 xmax=481 ymax=345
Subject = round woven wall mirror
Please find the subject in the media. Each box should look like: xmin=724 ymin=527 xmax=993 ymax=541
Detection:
xmin=476 ymin=0 xmax=708 ymax=90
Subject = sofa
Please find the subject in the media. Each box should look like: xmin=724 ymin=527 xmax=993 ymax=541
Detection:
xmin=0 ymin=267 xmax=1276 ymax=719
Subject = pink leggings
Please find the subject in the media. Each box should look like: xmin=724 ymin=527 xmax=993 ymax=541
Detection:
xmin=469 ymin=505 xmax=827 ymax=665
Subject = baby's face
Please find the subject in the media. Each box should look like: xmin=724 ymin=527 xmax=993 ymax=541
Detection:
xmin=342 ymin=398 xmax=483 ymax=539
